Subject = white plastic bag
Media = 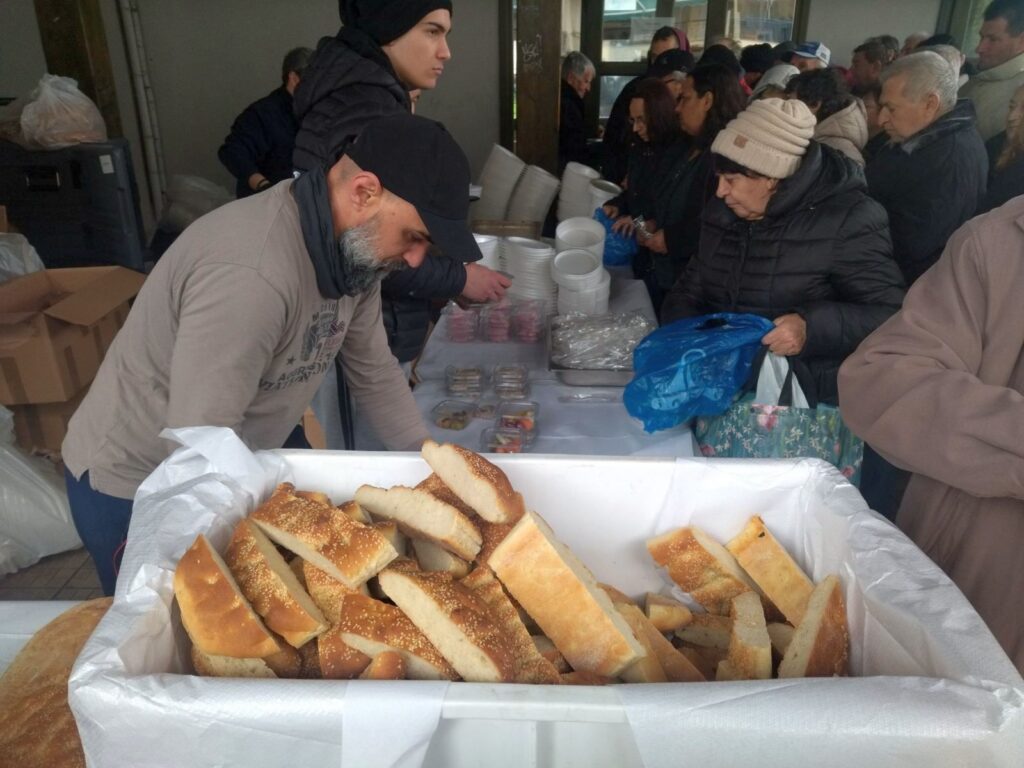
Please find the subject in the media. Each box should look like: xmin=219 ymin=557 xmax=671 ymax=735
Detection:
xmin=20 ymin=74 xmax=107 ymax=149
xmin=158 ymin=175 xmax=233 ymax=232
xmin=0 ymin=233 xmax=45 ymax=283
xmin=754 ymin=351 xmax=810 ymax=407
xmin=0 ymin=406 xmax=81 ymax=575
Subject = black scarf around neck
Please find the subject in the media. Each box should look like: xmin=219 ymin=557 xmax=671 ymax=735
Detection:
xmin=293 ymin=166 xmax=355 ymax=300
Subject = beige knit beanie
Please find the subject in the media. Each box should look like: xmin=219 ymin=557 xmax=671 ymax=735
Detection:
xmin=711 ymin=98 xmax=817 ymax=179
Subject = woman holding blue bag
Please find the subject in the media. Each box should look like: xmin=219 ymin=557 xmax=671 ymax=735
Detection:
xmin=660 ymin=98 xmax=905 ymax=480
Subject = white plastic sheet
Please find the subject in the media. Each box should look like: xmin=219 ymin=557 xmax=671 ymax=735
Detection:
xmin=0 ymin=406 xmax=80 ymax=574
xmin=0 ymin=232 xmax=45 ymax=284
xmin=69 ymin=427 xmax=1024 ymax=767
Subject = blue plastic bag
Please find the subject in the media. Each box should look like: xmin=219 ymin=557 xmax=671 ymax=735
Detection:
xmin=593 ymin=207 xmax=637 ymax=267
xmin=624 ymin=313 xmax=775 ymax=433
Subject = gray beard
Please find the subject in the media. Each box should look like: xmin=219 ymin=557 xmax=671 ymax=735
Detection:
xmin=338 ymin=218 xmax=406 ymax=294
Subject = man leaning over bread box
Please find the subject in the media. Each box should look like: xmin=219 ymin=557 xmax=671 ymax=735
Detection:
xmin=61 ymin=113 xmax=479 ymax=595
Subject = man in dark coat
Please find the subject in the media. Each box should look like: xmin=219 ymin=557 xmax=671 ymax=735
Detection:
xmin=218 ymin=47 xmax=312 ymax=199
xmin=662 ymin=99 xmax=905 ymax=407
xmin=559 ymin=51 xmax=595 ymax=175
xmin=293 ymin=0 xmax=510 ymax=448
xmin=866 ymin=50 xmax=988 ymax=286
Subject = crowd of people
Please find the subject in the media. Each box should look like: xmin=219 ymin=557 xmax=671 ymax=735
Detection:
xmin=57 ymin=0 xmax=1024 ymax=673
xmin=559 ymin=0 xmax=1024 ymax=671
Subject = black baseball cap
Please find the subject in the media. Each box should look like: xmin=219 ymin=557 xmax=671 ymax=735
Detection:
xmin=649 ymin=48 xmax=696 ymax=78
xmin=346 ymin=113 xmax=481 ymax=263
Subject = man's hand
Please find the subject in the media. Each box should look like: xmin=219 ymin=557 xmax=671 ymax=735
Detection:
xmin=762 ymin=313 xmax=807 ymax=356
xmin=611 ymin=215 xmax=635 ymax=236
xmin=248 ymin=173 xmax=270 ymax=191
xmin=645 ymin=228 xmax=667 ymax=254
xmin=461 ymin=263 xmax=512 ymax=302
xmin=603 ymin=203 xmax=619 ymax=219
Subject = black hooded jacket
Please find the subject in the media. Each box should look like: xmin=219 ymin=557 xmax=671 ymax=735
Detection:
xmin=662 ymin=142 xmax=906 ymax=404
xmin=292 ymin=33 xmax=468 ymax=362
xmin=865 ymin=99 xmax=987 ymax=286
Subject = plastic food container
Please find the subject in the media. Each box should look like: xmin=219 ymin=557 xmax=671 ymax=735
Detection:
xmin=430 ymin=400 xmax=476 ymax=431
xmin=496 ymin=400 xmax=539 ymax=444
xmin=492 ymin=364 xmax=530 ymax=400
xmin=481 ymin=303 xmax=513 ymax=342
xmin=473 ymin=401 xmax=497 ymax=420
xmin=442 ymin=304 xmax=480 ymax=342
xmin=480 ymin=425 xmax=527 ymax=453
xmin=511 ymin=300 xmax=545 ymax=343
xmin=445 ymin=365 xmax=485 ymax=398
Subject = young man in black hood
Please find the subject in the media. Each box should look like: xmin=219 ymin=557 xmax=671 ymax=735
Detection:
xmin=293 ymin=0 xmax=510 ymax=447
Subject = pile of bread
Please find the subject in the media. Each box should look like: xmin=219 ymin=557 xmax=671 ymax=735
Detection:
xmin=174 ymin=439 xmax=848 ymax=684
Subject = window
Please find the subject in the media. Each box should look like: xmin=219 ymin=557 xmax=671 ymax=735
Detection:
xmin=721 ymin=0 xmax=798 ymax=47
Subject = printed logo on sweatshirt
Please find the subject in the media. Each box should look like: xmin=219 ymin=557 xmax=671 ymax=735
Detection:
xmin=258 ymin=303 xmax=346 ymax=392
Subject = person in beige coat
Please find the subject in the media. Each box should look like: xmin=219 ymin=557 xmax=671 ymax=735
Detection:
xmin=838 ymin=197 xmax=1024 ymax=673
xmin=960 ymin=0 xmax=1024 ymax=140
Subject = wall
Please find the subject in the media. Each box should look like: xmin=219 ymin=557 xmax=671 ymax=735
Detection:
xmin=805 ymin=0 xmax=943 ymax=68
xmin=0 ymin=0 xmax=48 ymax=99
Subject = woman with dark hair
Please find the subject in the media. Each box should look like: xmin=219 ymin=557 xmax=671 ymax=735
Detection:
xmin=602 ymin=27 xmax=690 ymax=183
xmin=632 ymin=64 xmax=746 ymax=310
xmin=785 ymin=69 xmax=868 ymax=165
xmin=603 ymin=78 xmax=688 ymax=303
xmin=663 ymin=98 xmax=905 ymax=405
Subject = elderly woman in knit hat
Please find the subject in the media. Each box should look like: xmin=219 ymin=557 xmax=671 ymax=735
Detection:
xmin=662 ymin=98 xmax=905 ymax=405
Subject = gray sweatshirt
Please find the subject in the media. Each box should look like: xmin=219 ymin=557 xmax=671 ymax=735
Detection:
xmin=63 ymin=181 xmax=428 ymax=499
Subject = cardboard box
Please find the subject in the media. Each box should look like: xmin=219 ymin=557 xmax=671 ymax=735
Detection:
xmin=11 ymin=384 xmax=89 ymax=453
xmin=0 ymin=266 xmax=144 ymax=405
xmin=68 ymin=434 xmax=1024 ymax=768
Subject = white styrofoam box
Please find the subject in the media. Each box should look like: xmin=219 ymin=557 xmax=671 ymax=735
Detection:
xmin=69 ymin=428 xmax=1024 ymax=768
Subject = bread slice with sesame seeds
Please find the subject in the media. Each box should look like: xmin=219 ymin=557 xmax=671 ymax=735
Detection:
xmin=354 ymin=484 xmax=482 ymax=561
xmin=174 ymin=533 xmax=281 ymax=659
xmin=224 ymin=519 xmax=328 ymax=648
xmin=250 ymin=484 xmax=397 ymax=589
xmin=336 ymin=592 xmax=457 ymax=680
xmin=420 ymin=440 xmax=525 ymax=524
xmin=378 ymin=567 xmax=516 ymax=683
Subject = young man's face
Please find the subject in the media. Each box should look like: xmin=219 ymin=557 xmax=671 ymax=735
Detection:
xmin=976 ymin=17 xmax=1024 ymax=71
xmin=384 ymin=9 xmax=452 ymax=89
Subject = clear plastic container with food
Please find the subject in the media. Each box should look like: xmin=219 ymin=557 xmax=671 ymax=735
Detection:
xmin=442 ymin=303 xmax=480 ymax=342
xmin=492 ymin=364 xmax=530 ymax=400
xmin=510 ymin=299 xmax=545 ymax=343
xmin=480 ymin=303 xmax=513 ymax=343
xmin=480 ymin=425 xmax=527 ymax=454
xmin=430 ymin=400 xmax=476 ymax=431
xmin=473 ymin=401 xmax=497 ymax=420
xmin=445 ymin=365 xmax=485 ymax=398
xmin=496 ymin=400 xmax=539 ymax=444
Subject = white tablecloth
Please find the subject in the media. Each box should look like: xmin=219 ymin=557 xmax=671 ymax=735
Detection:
xmin=413 ymin=278 xmax=694 ymax=457
xmin=0 ymin=600 xmax=80 ymax=675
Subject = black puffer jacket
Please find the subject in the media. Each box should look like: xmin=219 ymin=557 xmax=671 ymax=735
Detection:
xmin=865 ymin=99 xmax=987 ymax=285
xmin=292 ymin=33 xmax=469 ymax=363
xmin=662 ymin=142 xmax=906 ymax=404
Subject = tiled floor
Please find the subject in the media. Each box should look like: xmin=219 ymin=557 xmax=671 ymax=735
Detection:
xmin=0 ymin=548 xmax=104 ymax=601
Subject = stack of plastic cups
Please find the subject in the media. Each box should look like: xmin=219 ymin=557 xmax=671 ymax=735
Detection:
xmin=558 ymin=162 xmax=601 ymax=221
xmin=506 ymin=165 xmax=561 ymax=224
xmin=589 ymin=179 xmax=622 ymax=213
xmin=473 ymin=144 xmax=526 ymax=221
xmin=503 ymin=237 xmax=558 ymax=306
xmin=552 ymin=249 xmax=610 ymax=316
xmin=474 ymin=233 xmax=501 ymax=270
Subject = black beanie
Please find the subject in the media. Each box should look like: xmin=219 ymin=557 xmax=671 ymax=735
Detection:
xmin=339 ymin=0 xmax=453 ymax=45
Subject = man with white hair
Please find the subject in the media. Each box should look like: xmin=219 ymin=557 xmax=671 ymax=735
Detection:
xmin=860 ymin=50 xmax=988 ymax=523
xmin=560 ymin=51 xmax=596 ymax=172
xmin=900 ymin=31 xmax=931 ymax=57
